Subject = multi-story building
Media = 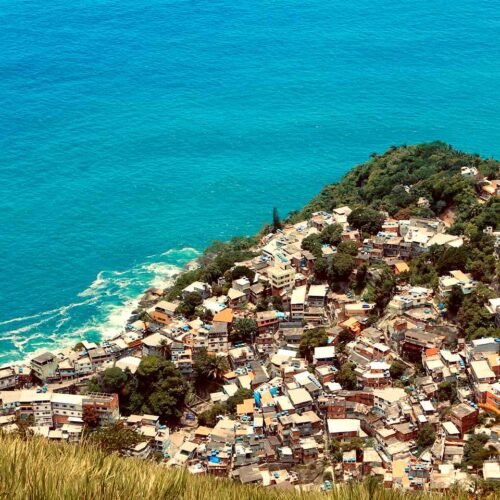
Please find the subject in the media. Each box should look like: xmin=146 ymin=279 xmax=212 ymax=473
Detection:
xmin=0 ymin=367 xmax=16 ymax=390
xmin=208 ymin=322 xmax=229 ymax=353
xmin=438 ymin=270 xmax=477 ymax=296
xmin=267 ymin=266 xmax=295 ymax=292
xmin=449 ymin=402 xmax=478 ymax=436
xmin=290 ymin=286 xmax=306 ymax=321
xmin=307 ymin=285 xmax=328 ymax=307
xmin=327 ymin=419 xmax=361 ymax=441
xmin=149 ymin=300 xmax=177 ymax=325
xmin=470 ymin=360 xmax=496 ymax=384
xmin=30 ymin=352 xmax=58 ymax=382
xmin=256 ymin=311 xmax=280 ymax=334
xmin=0 ymin=390 xmax=119 ymax=428
xmin=172 ymin=348 xmax=193 ymax=378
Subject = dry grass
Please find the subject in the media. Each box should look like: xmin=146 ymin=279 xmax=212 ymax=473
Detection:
xmin=0 ymin=434 xmax=481 ymax=499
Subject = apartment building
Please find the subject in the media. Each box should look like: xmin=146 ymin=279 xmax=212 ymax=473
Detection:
xmin=30 ymin=352 xmax=58 ymax=382
xmin=267 ymin=266 xmax=295 ymax=292
xmin=0 ymin=367 xmax=16 ymax=390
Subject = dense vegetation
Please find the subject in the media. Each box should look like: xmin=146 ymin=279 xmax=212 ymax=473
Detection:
xmin=165 ymin=237 xmax=257 ymax=301
xmin=290 ymin=142 xmax=499 ymax=339
xmin=291 ymin=142 xmax=499 ymax=235
xmin=2 ymin=434 xmax=497 ymax=500
xmin=87 ymin=356 xmax=188 ymax=423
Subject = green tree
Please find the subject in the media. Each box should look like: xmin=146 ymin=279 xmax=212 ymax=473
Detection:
xmin=134 ymin=356 xmax=188 ymax=423
xmin=101 ymin=367 xmax=128 ymax=393
xmin=256 ymin=298 xmax=269 ymax=312
xmin=176 ymin=292 xmax=203 ymax=319
xmin=337 ymin=240 xmax=358 ymax=256
xmin=347 ymin=207 xmax=385 ymax=235
xmin=88 ymin=422 xmax=142 ymax=454
xmin=409 ymin=256 xmax=439 ymax=289
xmin=158 ymin=338 xmax=172 ymax=359
xmin=446 ymin=285 xmax=464 ymax=316
xmin=372 ymin=268 xmax=396 ymax=314
xmin=299 ymin=328 xmax=328 ymax=362
xmin=457 ymin=285 xmax=499 ymax=339
xmin=437 ymin=381 xmax=457 ymax=402
xmin=138 ymin=310 xmax=153 ymax=331
xmin=270 ymin=296 xmax=284 ymax=312
xmin=193 ymin=349 xmax=229 ymax=383
xmin=320 ymin=224 xmax=343 ymax=246
xmin=336 ymin=329 xmax=355 ymax=356
xmin=301 ymin=234 xmax=322 ymax=258
xmin=355 ymin=263 xmax=368 ymax=293
xmin=463 ymin=433 xmax=497 ymax=469
xmin=335 ymin=362 xmax=357 ymax=390
xmin=230 ymin=266 xmax=255 ymax=283
xmin=272 ymin=207 xmax=282 ymax=232
xmin=197 ymin=403 xmax=228 ymax=427
xmin=231 ymin=318 xmax=258 ymax=343
xmin=313 ymin=256 xmax=329 ymax=281
xmin=389 ymin=360 xmax=406 ymax=380
xmin=329 ymin=439 xmax=343 ymax=462
xmin=417 ymin=424 xmax=436 ymax=451
xmin=86 ymin=377 xmax=102 ymax=394
xmin=435 ymin=246 xmax=468 ymax=275
xmin=73 ymin=342 xmax=84 ymax=352
xmin=201 ymin=263 xmax=222 ymax=284
xmin=328 ymin=252 xmax=355 ymax=282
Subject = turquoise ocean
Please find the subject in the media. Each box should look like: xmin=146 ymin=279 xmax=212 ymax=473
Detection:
xmin=1 ymin=1 xmax=499 ymax=364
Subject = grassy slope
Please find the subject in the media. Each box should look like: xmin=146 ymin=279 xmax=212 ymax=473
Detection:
xmin=0 ymin=435 xmax=479 ymax=500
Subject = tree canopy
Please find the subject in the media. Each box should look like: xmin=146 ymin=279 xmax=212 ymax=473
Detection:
xmin=347 ymin=207 xmax=385 ymax=235
xmin=193 ymin=349 xmax=229 ymax=383
xmin=299 ymin=328 xmax=328 ymax=362
xmin=231 ymin=318 xmax=258 ymax=343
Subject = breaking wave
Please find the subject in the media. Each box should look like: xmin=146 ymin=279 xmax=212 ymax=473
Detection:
xmin=0 ymin=247 xmax=200 ymax=366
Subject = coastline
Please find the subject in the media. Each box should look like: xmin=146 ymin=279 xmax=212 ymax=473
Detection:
xmin=4 ymin=142 xmax=499 ymax=374
xmin=0 ymin=247 xmax=201 ymax=368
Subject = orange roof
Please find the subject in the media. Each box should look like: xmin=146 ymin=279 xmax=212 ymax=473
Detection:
xmin=195 ymin=426 xmax=213 ymax=436
xmin=236 ymin=398 xmax=255 ymax=415
xmin=342 ymin=317 xmax=360 ymax=328
xmin=487 ymin=354 xmax=499 ymax=367
xmin=260 ymin=390 xmax=274 ymax=406
xmin=394 ymin=262 xmax=410 ymax=273
xmin=425 ymin=347 xmax=439 ymax=356
xmin=213 ymin=308 xmax=234 ymax=323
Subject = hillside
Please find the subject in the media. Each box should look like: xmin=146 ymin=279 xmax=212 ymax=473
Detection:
xmin=164 ymin=141 xmax=499 ymax=303
xmin=290 ymin=141 xmax=499 ymax=234
xmin=0 ymin=435 xmax=480 ymax=500
xmin=2 ymin=143 xmax=499 ymax=499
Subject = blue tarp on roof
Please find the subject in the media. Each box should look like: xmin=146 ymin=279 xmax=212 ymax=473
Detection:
xmin=209 ymin=456 xmax=220 ymax=463
xmin=254 ymin=391 xmax=261 ymax=408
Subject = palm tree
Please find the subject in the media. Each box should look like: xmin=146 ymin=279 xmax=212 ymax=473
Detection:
xmin=158 ymin=338 xmax=171 ymax=360
xmin=205 ymin=355 xmax=229 ymax=382
xmin=138 ymin=310 xmax=153 ymax=332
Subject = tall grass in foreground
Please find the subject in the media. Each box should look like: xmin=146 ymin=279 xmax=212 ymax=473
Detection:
xmin=0 ymin=434 xmax=481 ymax=499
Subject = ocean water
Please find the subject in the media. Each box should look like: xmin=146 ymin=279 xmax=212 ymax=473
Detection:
xmin=0 ymin=1 xmax=499 ymax=364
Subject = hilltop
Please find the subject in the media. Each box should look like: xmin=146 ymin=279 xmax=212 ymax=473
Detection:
xmin=290 ymin=141 xmax=499 ymax=231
